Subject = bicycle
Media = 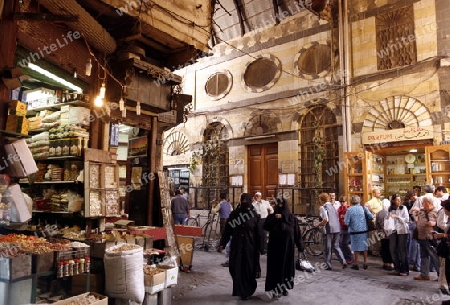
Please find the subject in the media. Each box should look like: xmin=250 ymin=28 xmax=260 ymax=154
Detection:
xmin=185 ymin=212 xmax=220 ymax=251
xmin=297 ymin=214 xmax=324 ymax=257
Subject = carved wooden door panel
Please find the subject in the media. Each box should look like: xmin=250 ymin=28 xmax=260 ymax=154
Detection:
xmin=248 ymin=143 xmax=278 ymax=199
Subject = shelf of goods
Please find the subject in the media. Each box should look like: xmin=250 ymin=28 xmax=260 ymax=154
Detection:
xmin=344 ymin=151 xmax=371 ymax=203
xmin=344 ymin=150 xmax=428 ymax=201
xmin=426 ymin=145 xmax=450 ymax=188
xmin=84 ymin=161 xmax=120 ymax=218
xmin=19 ymin=158 xmax=84 ymax=213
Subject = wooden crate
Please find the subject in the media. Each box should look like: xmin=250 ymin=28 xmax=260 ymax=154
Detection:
xmin=0 ymin=255 xmax=32 ymax=281
xmin=32 ymin=251 xmax=55 ymax=274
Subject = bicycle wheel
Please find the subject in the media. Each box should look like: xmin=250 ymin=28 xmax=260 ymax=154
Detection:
xmin=186 ymin=218 xmax=198 ymax=227
xmin=304 ymin=227 xmax=323 ymax=256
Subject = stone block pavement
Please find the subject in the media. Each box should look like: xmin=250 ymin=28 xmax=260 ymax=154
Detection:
xmin=171 ymin=240 xmax=450 ymax=305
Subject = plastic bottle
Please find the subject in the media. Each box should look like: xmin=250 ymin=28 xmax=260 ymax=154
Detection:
xmin=79 ymin=258 xmax=85 ymax=273
xmin=68 ymin=259 xmax=74 ymax=276
xmin=63 ymin=261 xmax=69 ymax=277
xmin=85 ymin=257 xmax=90 ymax=273
xmin=74 ymin=259 xmax=79 ymax=275
xmin=57 ymin=261 xmax=64 ymax=278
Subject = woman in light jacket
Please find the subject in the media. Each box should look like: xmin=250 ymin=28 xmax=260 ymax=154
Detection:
xmin=387 ymin=193 xmax=410 ymax=276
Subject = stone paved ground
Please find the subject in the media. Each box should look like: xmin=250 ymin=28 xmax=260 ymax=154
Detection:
xmin=170 ymin=239 xmax=450 ymax=305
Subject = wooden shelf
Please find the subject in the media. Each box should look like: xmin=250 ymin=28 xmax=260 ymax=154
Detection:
xmin=26 ymin=100 xmax=89 ymax=116
xmin=0 ymin=129 xmax=29 ymax=138
xmin=32 ymin=210 xmax=74 ymax=214
xmin=20 ymin=181 xmax=78 ymax=184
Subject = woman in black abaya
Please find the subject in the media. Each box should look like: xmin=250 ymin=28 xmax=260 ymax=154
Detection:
xmin=263 ymin=197 xmax=303 ymax=299
xmin=219 ymin=193 xmax=262 ymax=301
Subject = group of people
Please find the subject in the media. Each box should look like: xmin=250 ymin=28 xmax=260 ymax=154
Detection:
xmin=218 ymin=192 xmax=303 ymax=300
xmin=320 ymin=184 xmax=450 ymax=296
xmin=317 ymin=191 xmax=373 ymax=270
xmin=173 ymin=184 xmax=450 ymax=300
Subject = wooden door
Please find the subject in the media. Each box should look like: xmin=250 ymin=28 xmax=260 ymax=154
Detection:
xmin=248 ymin=143 xmax=278 ymax=199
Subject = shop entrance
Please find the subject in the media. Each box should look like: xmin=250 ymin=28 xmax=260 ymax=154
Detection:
xmin=345 ymin=143 xmax=434 ymax=203
xmin=248 ymin=143 xmax=278 ymax=199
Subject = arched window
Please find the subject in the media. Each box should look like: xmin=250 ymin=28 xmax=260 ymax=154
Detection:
xmin=298 ymin=106 xmax=339 ymax=214
xmin=202 ymin=123 xmax=229 ymax=187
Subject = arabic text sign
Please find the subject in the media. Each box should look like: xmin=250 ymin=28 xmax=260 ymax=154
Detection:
xmin=362 ymin=126 xmax=433 ymax=145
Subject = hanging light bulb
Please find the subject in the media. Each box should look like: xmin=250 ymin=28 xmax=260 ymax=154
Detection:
xmin=122 ymin=107 xmax=126 ymax=118
xmin=99 ymin=81 xmax=106 ymax=99
xmin=85 ymin=59 xmax=92 ymax=76
xmin=136 ymin=102 xmax=141 ymax=115
xmin=73 ymin=69 xmax=77 ymax=78
xmin=94 ymin=95 xmax=103 ymax=107
xmin=119 ymin=97 xmax=124 ymax=111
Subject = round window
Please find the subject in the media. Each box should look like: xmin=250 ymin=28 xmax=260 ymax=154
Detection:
xmin=205 ymin=70 xmax=232 ymax=100
xmin=295 ymin=42 xmax=332 ymax=79
xmin=242 ymin=55 xmax=282 ymax=92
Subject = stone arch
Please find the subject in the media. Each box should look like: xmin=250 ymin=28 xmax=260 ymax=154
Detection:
xmin=243 ymin=111 xmax=282 ymax=137
xmin=362 ymin=96 xmax=432 ymax=132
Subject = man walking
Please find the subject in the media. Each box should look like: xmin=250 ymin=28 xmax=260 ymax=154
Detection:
xmin=252 ymin=192 xmax=274 ymax=278
xmin=317 ymin=192 xmax=347 ymax=270
xmin=171 ymin=189 xmax=190 ymax=224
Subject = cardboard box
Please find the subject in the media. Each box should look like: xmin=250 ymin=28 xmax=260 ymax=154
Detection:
xmin=144 ymin=267 xmax=165 ymax=294
xmin=157 ymin=265 xmax=178 ymax=288
xmin=4 ymin=139 xmax=38 ymax=178
xmin=0 ymin=255 xmax=32 ymax=281
xmin=6 ymin=184 xmax=32 ymax=222
xmin=52 ymin=292 xmax=107 ymax=305
xmin=8 ymin=100 xmax=27 ymax=116
xmin=5 ymin=114 xmax=28 ymax=135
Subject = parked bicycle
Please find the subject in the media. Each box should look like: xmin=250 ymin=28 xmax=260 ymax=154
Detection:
xmin=297 ymin=214 xmax=323 ymax=256
xmin=185 ymin=212 xmax=220 ymax=251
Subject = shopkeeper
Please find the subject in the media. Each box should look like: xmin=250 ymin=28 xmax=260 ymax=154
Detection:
xmin=171 ymin=189 xmax=190 ymax=224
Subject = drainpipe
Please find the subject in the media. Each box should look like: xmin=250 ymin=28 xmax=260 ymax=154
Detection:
xmin=343 ymin=0 xmax=352 ymax=152
xmin=338 ymin=0 xmax=352 ymax=152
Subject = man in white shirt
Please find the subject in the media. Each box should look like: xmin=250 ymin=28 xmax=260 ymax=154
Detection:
xmin=252 ymin=192 xmax=274 ymax=278
xmin=252 ymin=192 xmax=274 ymax=219
xmin=365 ymin=188 xmax=383 ymax=256
xmin=329 ymin=191 xmax=339 ymax=210
xmin=436 ymin=186 xmax=450 ymax=201
xmin=412 ymin=184 xmax=441 ymax=212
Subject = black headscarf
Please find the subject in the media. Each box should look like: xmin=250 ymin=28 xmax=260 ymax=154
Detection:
xmin=239 ymin=193 xmax=254 ymax=211
xmin=275 ymin=197 xmax=293 ymax=226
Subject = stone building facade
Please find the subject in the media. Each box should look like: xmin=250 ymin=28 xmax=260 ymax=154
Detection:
xmin=162 ymin=0 xmax=450 ymax=214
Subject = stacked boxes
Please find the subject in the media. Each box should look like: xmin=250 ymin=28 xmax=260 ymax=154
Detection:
xmin=48 ymin=126 xmax=89 ymax=157
xmin=8 ymin=100 xmax=27 ymax=116
xmin=60 ymin=106 xmax=91 ymax=127
xmin=6 ymin=101 xmax=29 ymax=135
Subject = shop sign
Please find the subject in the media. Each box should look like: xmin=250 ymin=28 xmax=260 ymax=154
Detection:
xmin=281 ymin=160 xmax=295 ymax=173
xmin=362 ymin=126 xmax=433 ymax=145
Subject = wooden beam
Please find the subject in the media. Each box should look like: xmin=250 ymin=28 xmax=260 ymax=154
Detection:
xmin=12 ymin=12 xmax=78 ymax=21
xmin=0 ymin=0 xmax=19 ymax=140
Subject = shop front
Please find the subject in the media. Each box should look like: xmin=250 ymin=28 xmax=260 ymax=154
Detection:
xmin=344 ymin=125 xmax=450 ymax=203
